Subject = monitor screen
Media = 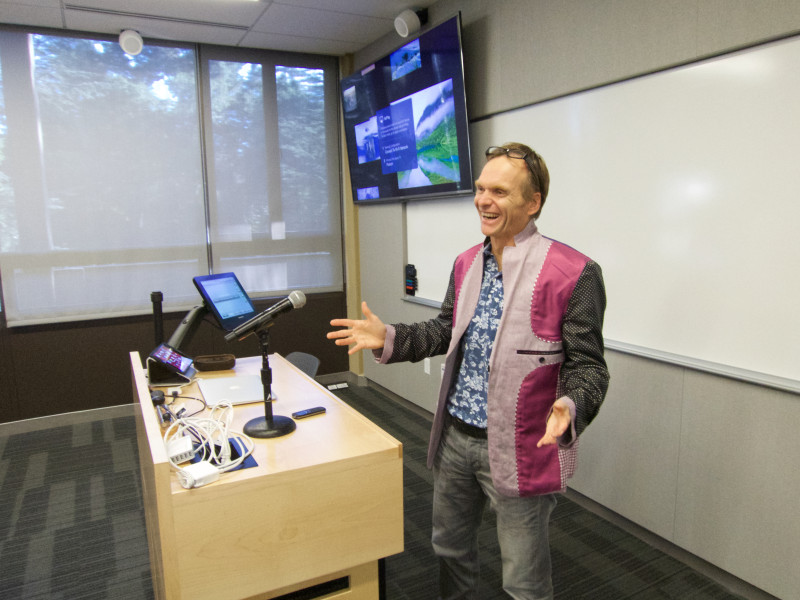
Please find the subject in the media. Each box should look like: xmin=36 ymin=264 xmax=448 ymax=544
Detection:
xmin=341 ymin=14 xmax=472 ymax=204
xmin=148 ymin=343 xmax=194 ymax=377
xmin=193 ymin=272 xmax=257 ymax=332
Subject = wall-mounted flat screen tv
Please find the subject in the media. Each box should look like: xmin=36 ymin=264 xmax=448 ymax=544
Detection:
xmin=341 ymin=14 xmax=472 ymax=204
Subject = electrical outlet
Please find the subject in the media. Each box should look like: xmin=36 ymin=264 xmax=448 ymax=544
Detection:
xmin=441 ymin=363 xmax=445 ymax=378
xmin=424 ymin=357 xmax=431 ymax=375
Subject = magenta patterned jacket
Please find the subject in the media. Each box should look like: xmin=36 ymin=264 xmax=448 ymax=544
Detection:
xmin=379 ymin=219 xmax=609 ymax=497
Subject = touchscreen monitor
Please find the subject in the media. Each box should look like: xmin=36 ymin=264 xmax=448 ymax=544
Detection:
xmin=193 ymin=272 xmax=257 ymax=332
xmin=149 ymin=343 xmax=194 ymax=376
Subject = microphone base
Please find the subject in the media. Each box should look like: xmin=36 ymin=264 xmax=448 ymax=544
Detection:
xmin=244 ymin=415 xmax=296 ymax=438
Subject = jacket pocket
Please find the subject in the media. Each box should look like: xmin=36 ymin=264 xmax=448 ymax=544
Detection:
xmin=516 ymin=348 xmax=564 ymax=367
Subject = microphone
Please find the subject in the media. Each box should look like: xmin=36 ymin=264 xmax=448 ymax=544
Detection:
xmin=225 ymin=290 xmax=306 ymax=342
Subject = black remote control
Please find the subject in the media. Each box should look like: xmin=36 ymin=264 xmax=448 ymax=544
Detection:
xmin=292 ymin=406 xmax=326 ymax=419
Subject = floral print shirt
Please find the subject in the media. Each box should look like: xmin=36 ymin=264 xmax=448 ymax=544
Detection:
xmin=446 ymin=244 xmax=502 ymax=428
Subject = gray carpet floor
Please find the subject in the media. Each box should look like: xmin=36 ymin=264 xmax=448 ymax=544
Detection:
xmin=0 ymin=417 xmax=152 ymax=599
xmin=0 ymin=382 xmax=769 ymax=599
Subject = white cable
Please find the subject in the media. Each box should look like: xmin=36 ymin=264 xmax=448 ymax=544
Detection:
xmin=162 ymin=401 xmax=255 ymax=487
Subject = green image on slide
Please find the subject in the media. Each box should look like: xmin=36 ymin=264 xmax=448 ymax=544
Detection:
xmin=415 ymin=112 xmax=460 ymax=185
xmin=396 ymin=79 xmax=461 ymax=190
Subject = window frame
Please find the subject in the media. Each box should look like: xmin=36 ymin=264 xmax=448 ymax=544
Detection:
xmin=0 ymin=27 xmax=344 ymax=326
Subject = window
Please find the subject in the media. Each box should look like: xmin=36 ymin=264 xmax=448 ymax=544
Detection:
xmin=0 ymin=31 xmax=342 ymax=326
xmin=202 ymin=47 xmax=342 ymax=297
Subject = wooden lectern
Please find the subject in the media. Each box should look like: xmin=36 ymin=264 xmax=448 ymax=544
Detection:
xmin=131 ymin=352 xmax=404 ymax=600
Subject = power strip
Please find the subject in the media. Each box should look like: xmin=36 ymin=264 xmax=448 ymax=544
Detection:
xmin=167 ymin=436 xmax=195 ymax=463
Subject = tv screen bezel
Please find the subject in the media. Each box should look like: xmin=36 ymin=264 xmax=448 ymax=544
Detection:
xmin=340 ymin=13 xmax=473 ymax=205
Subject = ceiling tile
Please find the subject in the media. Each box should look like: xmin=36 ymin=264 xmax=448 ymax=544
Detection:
xmin=2 ymin=0 xmax=61 ymax=8
xmin=279 ymin=0 xmax=434 ymax=21
xmin=0 ymin=4 xmax=64 ymax=29
xmin=253 ymin=3 xmax=389 ymax=43
xmin=240 ymin=29 xmax=362 ymax=55
xmin=63 ymin=11 xmax=248 ymax=46
xmin=62 ymin=0 xmax=268 ymax=27
xmin=0 ymin=0 xmax=431 ymax=54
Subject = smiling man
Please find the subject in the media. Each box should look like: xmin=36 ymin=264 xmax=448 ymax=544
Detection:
xmin=328 ymin=142 xmax=609 ymax=600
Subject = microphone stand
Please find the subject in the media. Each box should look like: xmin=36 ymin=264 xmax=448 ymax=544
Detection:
xmin=243 ymin=325 xmax=296 ymax=439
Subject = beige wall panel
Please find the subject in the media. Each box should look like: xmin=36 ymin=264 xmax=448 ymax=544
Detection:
xmin=697 ymin=0 xmax=800 ymax=55
xmin=569 ymin=351 xmax=684 ymax=540
xmin=674 ymin=371 xmax=800 ymax=599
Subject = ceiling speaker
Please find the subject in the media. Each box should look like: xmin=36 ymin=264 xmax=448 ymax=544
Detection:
xmin=119 ymin=30 xmax=143 ymax=56
xmin=394 ymin=9 xmax=421 ymax=38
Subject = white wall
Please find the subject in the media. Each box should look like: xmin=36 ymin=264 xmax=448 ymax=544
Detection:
xmin=351 ymin=2 xmax=800 ymax=598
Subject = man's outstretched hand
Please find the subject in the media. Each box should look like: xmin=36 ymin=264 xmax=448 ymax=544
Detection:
xmin=327 ymin=301 xmax=387 ymax=355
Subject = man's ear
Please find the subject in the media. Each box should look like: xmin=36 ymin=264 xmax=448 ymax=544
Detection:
xmin=528 ymin=192 xmax=542 ymax=218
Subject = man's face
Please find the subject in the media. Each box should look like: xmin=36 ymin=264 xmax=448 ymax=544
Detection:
xmin=474 ymin=156 xmax=541 ymax=247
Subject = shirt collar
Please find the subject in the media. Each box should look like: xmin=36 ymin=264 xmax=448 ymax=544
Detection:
xmin=481 ymin=219 xmax=539 ymax=254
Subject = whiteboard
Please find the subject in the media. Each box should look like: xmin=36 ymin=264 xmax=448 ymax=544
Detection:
xmin=407 ymin=196 xmax=479 ymax=302
xmin=407 ymin=36 xmax=800 ymax=385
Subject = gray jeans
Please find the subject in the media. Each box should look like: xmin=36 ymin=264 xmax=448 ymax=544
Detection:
xmin=432 ymin=423 xmax=557 ymax=600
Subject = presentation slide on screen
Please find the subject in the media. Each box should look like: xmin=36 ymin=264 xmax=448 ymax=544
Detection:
xmin=391 ymin=39 xmax=422 ymax=80
xmin=350 ymin=78 xmax=460 ymax=195
xmin=378 ymin=98 xmax=418 ymax=173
